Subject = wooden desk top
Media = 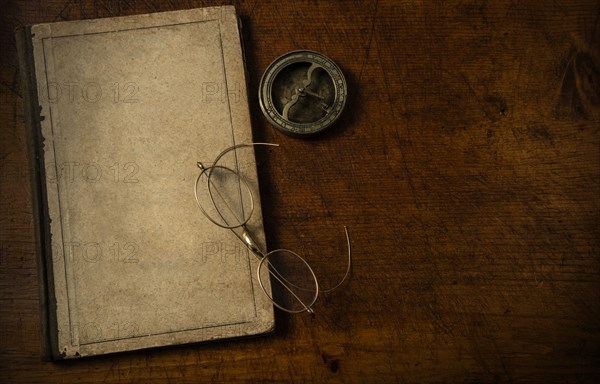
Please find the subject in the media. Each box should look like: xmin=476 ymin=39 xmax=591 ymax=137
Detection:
xmin=1 ymin=1 xmax=598 ymax=382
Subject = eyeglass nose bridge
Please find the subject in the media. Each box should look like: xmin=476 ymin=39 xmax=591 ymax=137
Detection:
xmin=240 ymin=227 xmax=265 ymax=259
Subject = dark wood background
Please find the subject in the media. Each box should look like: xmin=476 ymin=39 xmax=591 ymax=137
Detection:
xmin=1 ymin=0 xmax=599 ymax=382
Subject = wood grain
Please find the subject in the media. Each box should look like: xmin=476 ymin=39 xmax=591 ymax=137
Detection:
xmin=1 ymin=0 xmax=599 ymax=382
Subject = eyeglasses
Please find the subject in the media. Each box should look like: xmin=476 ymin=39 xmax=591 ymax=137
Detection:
xmin=194 ymin=143 xmax=351 ymax=315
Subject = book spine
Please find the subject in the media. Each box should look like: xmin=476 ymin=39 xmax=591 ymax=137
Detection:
xmin=15 ymin=26 xmax=61 ymax=361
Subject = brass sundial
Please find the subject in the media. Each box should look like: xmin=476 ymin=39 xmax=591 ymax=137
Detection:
xmin=259 ymin=50 xmax=347 ymax=137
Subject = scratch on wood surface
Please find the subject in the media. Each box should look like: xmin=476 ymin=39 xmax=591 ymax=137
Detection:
xmin=101 ymin=359 xmax=118 ymax=383
xmin=163 ymin=366 xmax=173 ymax=384
xmin=357 ymin=0 xmax=379 ymax=85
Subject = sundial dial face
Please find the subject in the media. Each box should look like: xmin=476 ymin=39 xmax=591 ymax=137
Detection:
xmin=259 ymin=50 xmax=347 ymax=137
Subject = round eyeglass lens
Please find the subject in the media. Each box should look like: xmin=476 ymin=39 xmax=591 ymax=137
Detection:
xmin=258 ymin=249 xmax=319 ymax=313
xmin=195 ymin=164 xmax=254 ymax=228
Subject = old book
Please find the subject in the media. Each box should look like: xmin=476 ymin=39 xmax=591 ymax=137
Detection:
xmin=16 ymin=6 xmax=274 ymax=360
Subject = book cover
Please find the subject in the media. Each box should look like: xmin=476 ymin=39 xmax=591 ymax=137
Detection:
xmin=16 ymin=5 xmax=274 ymax=360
